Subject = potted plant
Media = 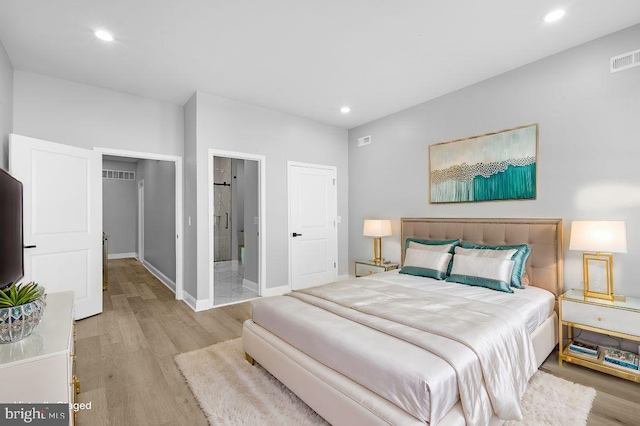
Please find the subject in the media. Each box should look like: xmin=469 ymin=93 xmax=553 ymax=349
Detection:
xmin=0 ymin=281 xmax=46 ymax=343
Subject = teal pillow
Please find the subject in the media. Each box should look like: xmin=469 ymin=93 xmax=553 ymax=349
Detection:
xmin=405 ymin=238 xmax=460 ymax=275
xmin=459 ymin=241 xmax=531 ymax=289
xmin=399 ymin=249 xmax=452 ymax=280
xmin=446 ymin=255 xmax=515 ymax=293
xmin=446 ymin=274 xmax=514 ymax=293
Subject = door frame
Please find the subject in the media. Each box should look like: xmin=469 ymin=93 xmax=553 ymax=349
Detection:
xmin=137 ymin=180 xmax=145 ymax=263
xmin=95 ymin=147 xmax=184 ymax=300
xmin=208 ymin=149 xmax=266 ymax=304
xmin=287 ymin=161 xmax=338 ymax=290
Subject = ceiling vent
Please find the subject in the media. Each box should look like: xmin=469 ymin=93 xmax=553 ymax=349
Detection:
xmin=610 ymin=48 xmax=640 ymax=73
xmin=357 ymin=135 xmax=371 ymax=147
xmin=103 ymin=169 xmax=135 ymax=180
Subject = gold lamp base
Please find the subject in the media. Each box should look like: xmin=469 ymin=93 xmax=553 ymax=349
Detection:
xmin=582 ymin=252 xmax=615 ymax=301
xmin=371 ymin=237 xmax=383 ymax=264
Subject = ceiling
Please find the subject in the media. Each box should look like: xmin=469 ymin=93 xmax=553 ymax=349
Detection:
xmin=1 ymin=1 xmax=639 ymax=129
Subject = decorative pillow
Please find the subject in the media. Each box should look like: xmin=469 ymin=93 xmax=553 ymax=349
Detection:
xmin=409 ymin=241 xmax=454 ymax=253
xmin=521 ymin=271 xmax=531 ymax=286
xmin=446 ymin=255 xmax=515 ymax=293
xmin=400 ymin=248 xmax=452 ymax=280
xmin=405 ymin=238 xmax=460 ymax=254
xmin=459 ymin=241 xmax=531 ymax=289
xmin=405 ymin=239 xmax=460 ymax=275
xmin=454 ymin=246 xmax=517 ymax=259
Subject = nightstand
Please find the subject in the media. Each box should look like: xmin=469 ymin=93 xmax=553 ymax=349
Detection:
xmin=559 ymin=289 xmax=640 ymax=383
xmin=355 ymin=260 xmax=399 ymax=278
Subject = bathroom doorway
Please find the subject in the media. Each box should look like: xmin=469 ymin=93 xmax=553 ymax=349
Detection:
xmin=211 ymin=153 xmax=264 ymax=306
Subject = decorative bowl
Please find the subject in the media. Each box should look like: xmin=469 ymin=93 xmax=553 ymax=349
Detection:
xmin=0 ymin=294 xmax=47 ymax=343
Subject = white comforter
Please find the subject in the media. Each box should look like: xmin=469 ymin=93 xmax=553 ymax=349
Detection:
xmin=287 ymin=279 xmax=538 ymax=425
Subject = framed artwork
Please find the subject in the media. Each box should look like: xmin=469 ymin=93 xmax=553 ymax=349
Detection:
xmin=429 ymin=123 xmax=538 ymax=203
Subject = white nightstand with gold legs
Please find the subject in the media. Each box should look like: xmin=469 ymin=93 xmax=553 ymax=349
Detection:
xmin=559 ymin=289 xmax=640 ymax=383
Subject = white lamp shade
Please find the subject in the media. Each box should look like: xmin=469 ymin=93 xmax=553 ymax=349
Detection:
xmin=569 ymin=221 xmax=627 ymax=253
xmin=363 ymin=219 xmax=392 ymax=237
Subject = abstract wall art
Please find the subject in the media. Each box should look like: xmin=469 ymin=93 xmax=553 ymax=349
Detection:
xmin=429 ymin=124 xmax=538 ymax=203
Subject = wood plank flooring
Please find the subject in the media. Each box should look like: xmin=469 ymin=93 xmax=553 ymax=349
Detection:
xmin=75 ymin=258 xmax=250 ymax=425
xmin=75 ymin=259 xmax=640 ymax=425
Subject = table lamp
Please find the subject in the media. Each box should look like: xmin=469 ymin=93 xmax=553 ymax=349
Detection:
xmin=363 ymin=219 xmax=392 ymax=264
xmin=569 ymin=221 xmax=627 ymax=300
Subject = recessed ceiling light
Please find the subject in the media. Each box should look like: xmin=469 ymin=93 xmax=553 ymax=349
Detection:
xmin=94 ymin=29 xmax=114 ymax=42
xmin=543 ymin=9 xmax=565 ymax=23
xmin=340 ymin=106 xmax=351 ymax=114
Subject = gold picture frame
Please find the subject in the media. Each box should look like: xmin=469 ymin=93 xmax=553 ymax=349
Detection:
xmin=583 ymin=252 xmax=614 ymax=301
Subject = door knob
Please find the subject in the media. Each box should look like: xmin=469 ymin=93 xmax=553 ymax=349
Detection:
xmin=292 ymin=233 xmax=303 ymax=237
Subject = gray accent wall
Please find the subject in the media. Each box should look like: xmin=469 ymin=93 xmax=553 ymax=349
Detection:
xmin=348 ymin=24 xmax=640 ymax=297
xmin=137 ymin=159 xmax=177 ymax=283
xmin=102 ymin=159 xmax=137 ymax=255
xmin=243 ymin=160 xmax=259 ymax=285
xmin=183 ymin=94 xmax=198 ymax=297
xmin=188 ymin=91 xmax=348 ymax=303
xmin=12 ymin=71 xmax=184 ymax=156
xmin=0 ymin=38 xmax=12 ymax=170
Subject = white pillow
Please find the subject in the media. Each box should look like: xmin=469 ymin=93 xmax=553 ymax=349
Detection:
xmin=454 ymin=246 xmax=517 ymax=259
xmin=447 ymin=255 xmax=515 ymax=293
xmin=409 ymin=241 xmax=453 ymax=253
xmin=400 ymin=248 xmax=452 ymax=280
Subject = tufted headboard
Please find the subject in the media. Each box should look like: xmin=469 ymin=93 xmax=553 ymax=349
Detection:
xmin=401 ymin=218 xmax=564 ymax=297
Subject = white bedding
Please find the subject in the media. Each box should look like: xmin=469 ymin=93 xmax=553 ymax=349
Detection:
xmin=250 ymin=272 xmax=555 ymax=424
xmin=368 ymin=270 xmax=555 ymax=333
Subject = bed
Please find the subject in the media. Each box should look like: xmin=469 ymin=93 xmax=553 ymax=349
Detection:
xmin=242 ymin=218 xmax=564 ymax=425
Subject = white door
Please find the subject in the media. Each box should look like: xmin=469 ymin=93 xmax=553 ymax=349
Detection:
xmin=10 ymin=134 xmax=103 ymax=319
xmin=289 ymin=163 xmax=337 ymax=290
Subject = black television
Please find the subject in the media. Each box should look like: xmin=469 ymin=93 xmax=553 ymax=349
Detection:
xmin=0 ymin=168 xmax=23 ymax=290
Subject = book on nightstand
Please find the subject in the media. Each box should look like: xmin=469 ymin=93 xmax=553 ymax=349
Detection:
xmin=569 ymin=340 xmax=599 ymax=359
xmin=602 ymin=347 xmax=639 ymax=372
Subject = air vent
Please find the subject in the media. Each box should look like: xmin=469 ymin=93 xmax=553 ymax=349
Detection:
xmin=610 ymin=48 xmax=640 ymax=73
xmin=357 ymin=135 xmax=371 ymax=147
xmin=103 ymin=169 xmax=136 ymax=180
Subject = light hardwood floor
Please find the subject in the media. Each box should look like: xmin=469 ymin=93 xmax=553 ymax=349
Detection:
xmin=75 ymin=259 xmax=640 ymax=425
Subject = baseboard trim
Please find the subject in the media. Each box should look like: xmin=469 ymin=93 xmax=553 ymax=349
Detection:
xmin=108 ymin=252 xmax=137 ymax=260
xmin=262 ymin=285 xmax=290 ymax=297
xmin=336 ymin=274 xmax=351 ymax=282
xmin=142 ymin=260 xmax=176 ymax=294
xmin=243 ymin=278 xmax=258 ymax=292
xmin=182 ymin=291 xmax=214 ymax=312
xmin=182 ymin=291 xmax=198 ymax=311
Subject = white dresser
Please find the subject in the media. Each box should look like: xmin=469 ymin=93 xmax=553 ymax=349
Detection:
xmin=0 ymin=291 xmax=78 ymax=425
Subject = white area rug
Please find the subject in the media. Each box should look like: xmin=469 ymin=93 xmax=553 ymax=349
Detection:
xmin=175 ymin=338 xmax=596 ymax=426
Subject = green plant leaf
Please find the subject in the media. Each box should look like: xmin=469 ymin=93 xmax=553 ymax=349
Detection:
xmin=0 ymin=281 xmax=44 ymax=307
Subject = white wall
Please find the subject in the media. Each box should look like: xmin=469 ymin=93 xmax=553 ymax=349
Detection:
xmin=191 ymin=91 xmax=348 ymax=303
xmin=0 ymin=39 xmax=13 ymax=170
xmin=102 ymin=160 xmax=137 ymax=255
xmin=348 ymin=24 xmax=640 ymax=297
xmin=12 ymin=71 xmax=184 ymax=156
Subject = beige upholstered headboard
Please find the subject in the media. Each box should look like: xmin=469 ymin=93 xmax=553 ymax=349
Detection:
xmin=401 ymin=218 xmax=564 ymax=297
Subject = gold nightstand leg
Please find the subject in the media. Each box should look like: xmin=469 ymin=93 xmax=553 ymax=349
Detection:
xmin=245 ymin=353 xmax=255 ymax=365
xmin=558 ymin=300 xmax=563 ymax=367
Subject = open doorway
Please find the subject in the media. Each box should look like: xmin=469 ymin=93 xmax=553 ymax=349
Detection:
xmin=209 ymin=150 xmax=265 ymax=306
xmin=98 ymin=148 xmax=183 ymax=300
